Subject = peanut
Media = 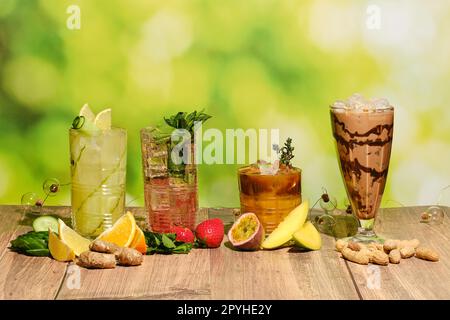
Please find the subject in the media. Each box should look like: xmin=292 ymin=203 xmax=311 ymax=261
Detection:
xmin=400 ymin=246 xmax=415 ymax=259
xmin=368 ymin=242 xmax=383 ymax=252
xmin=342 ymin=248 xmax=369 ymax=265
xmin=347 ymin=241 xmax=365 ymax=251
xmin=389 ymin=249 xmax=401 ymax=264
xmin=335 ymin=239 xmax=348 ymax=253
xmin=398 ymin=239 xmax=420 ymax=249
xmin=370 ymin=250 xmax=389 ymax=266
xmin=383 ymin=239 xmax=398 ymax=253
xmin=415 ymin=247 xmax=439 ymax=262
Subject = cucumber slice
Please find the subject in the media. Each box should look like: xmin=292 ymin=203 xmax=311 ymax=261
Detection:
xmin=33 ymin=216 xmax=59 ymax=233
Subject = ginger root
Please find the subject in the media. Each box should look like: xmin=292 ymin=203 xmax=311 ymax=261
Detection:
xmin=77 ymin=251 xmax=116 ymax=269
xmin=115 ymin=247 xmax=144 ymax=266
xmin=77 ymin=240 xmax=144 ymax=269
xmin=89 ymin=240 xmax=121 ymax=254
xmin=415 ymin=247 xmax=439 ymax=262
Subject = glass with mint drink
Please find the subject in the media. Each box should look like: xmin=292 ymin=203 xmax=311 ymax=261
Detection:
xmin=69 ymin=105 xmax=127 ymax=238
xmin=141 ymin=111 xmax=211 ymax=233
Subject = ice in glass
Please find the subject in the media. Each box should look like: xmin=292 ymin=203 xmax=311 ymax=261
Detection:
xmin=238 ymin=162 xmax=302 ymax=234
xmin=141 ymin=128 xmax=197 ymax=232
xmin=140 ymin=111 xmax=211 ymax=233
xmin=69 ymin=106 xmax=127 ymax=238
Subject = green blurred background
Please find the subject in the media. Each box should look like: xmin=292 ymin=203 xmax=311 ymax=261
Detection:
xmin=1 ymin=0 xmax=449 ymax=208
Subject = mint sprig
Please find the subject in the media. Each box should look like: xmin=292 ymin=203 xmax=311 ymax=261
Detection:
xmin=144 ymin=231 xmax=193 ymax=254
xmin=164 ymin=110 xmax=212 ymax=135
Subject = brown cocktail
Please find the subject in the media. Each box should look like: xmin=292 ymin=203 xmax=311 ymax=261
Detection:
xmin=238 ymin=163 xmax=302 ymax=234
xmin=330 ymin=94 xmax=394 ymax=242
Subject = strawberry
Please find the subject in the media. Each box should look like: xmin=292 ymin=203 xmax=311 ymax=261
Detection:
xmin=195 ymin=218 xmax=224 ymax=248
xmin=171 ymin=226 xmax=195 ymax=244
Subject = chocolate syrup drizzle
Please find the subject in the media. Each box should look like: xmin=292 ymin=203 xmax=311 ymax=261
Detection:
xmin=331 ymin=112 xmax=393 ymax=219
xmin=332 ymin=114 xmax=393 ymax=153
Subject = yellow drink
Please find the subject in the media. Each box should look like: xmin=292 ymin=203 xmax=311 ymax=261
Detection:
xmin=69 ymin=128 xmax=127 ymax=238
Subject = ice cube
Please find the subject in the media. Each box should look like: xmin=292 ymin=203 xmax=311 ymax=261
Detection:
xmin=331 ymin=100 xmax=348 ymax=109
xmin=258 ymin=160 xmax=279 ymax=175
xmin=370 ymin=98 xmax=390 ymax=110
xmin=347 ymin=93 xmax=368 ymax=110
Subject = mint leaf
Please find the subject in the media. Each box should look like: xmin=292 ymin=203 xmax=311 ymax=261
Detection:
xmin=144 ymin=231 xmax=193 ymax=255
xmin=161 ymin=234 xmax=176 ymax=249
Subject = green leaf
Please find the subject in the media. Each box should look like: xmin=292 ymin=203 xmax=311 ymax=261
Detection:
xmin=161 ymin=234 xmax=176 ymax=249
xmin=144 ymin=231 xmax=193 ymax=255
xmin=163 ymin=110 xmax=212 ymax=133
xmin=10 ymin=231 xmax=50 ymax=256
xmin=172 ymin=242 xmax=193 ymax=254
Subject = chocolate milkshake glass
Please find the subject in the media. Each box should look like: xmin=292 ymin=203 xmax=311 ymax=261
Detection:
xmin=330 ymin=94 xmax=394 ymax=242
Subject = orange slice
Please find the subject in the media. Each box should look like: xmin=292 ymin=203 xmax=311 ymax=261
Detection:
xmin=130 ymin=226 xmax=147 ymax=254
xmin=96 ymin=212 xmax=136 ymax=247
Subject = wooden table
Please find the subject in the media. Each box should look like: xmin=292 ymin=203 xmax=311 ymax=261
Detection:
xmin=0 ymin=205 xmax=449 ymax=300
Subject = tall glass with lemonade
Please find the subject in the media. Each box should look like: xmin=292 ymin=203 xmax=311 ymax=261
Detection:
xmin=69 ymin=105 xmax=127 ymax=238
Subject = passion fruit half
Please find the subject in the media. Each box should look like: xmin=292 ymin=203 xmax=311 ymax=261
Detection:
xmin=228 ymin=212 xmax=265 ymax=251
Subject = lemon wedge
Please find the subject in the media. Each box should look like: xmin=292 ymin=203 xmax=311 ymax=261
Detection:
xmin=49 ymin=230 xmax=75 ymax=262
xmin=58 ymin=219 xmax=91 ymax=256
xmin=94 ymin=108 xmax=112 ymax=130
xmin=79 ymin=103 xmax=96 ymax=122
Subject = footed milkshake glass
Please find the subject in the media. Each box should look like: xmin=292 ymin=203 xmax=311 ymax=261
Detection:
xmin=330 ymin=102 xmax=394 ymax=243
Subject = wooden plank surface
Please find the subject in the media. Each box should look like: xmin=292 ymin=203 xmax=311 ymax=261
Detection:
xmin=347 ymin=206 xmax=450 ymax=300
xmin=0 ymin=205 xmax=448 ymax=300
xmin=0 ymin=207 xmax=68 ymax=299
xmin=0 ymin=205 xmax=23 ymax=260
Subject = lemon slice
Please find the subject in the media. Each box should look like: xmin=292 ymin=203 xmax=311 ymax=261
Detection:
xmin=58 ymin=219 xmax=91 ymax=256
xmin=79 ymin=103 xmax=95 ymax=122
xmin=94 ymin=108 xmax=112 ymax=130
xmin=49 ymin=230 xmax=75 ymax=262
xmin=96 ymin=212 xmax=136 ymax=247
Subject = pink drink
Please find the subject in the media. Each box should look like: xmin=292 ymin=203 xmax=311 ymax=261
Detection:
xmin=141 ymin=128 xmax=197 ymax=232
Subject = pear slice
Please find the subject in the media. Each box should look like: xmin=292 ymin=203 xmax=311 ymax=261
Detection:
xmin=261 ymin=201 xmax=309 ymax=249
xmin=293 ymin=221 xmax=322 ymax=250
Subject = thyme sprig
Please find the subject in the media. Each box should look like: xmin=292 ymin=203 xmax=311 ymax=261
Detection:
xmin=278 ymin=137 xmax=295 ymax=166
